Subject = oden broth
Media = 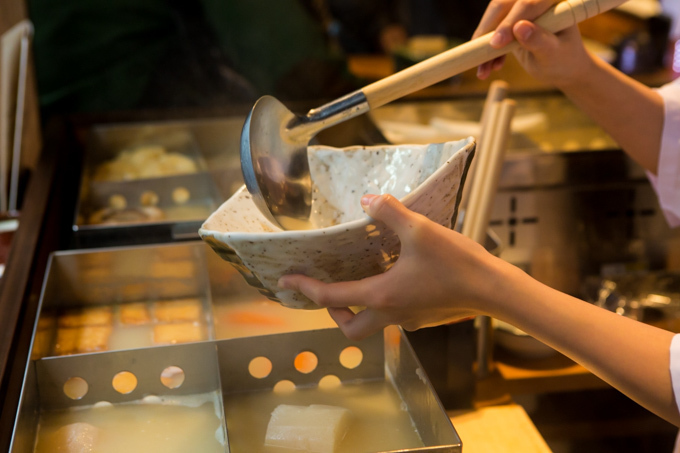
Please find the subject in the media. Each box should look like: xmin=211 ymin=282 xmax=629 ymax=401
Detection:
xmin=34 ymin=394 xmax=225 ymax=453
xmin=224 ymin=380 xmax=424 ymax=452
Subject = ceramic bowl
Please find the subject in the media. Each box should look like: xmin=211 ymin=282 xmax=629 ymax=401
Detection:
xmin=199 ymin=137 xmax=475 ymax=309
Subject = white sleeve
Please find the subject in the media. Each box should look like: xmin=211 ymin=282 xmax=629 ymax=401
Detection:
xmin=648 ymin=81 xmax=680 ymax=228
xmin=670 ymin=334 xmax=680 ymax=414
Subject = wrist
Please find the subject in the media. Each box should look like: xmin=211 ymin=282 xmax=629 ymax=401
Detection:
xmin=481 ymin=258 xmax=561 ymax=330
xmin=552 ymin=49 xmax=598 ymax=92
xmin=475 ymin=256 xmax=530 ymax=319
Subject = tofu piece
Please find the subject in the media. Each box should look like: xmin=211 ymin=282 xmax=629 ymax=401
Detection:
xmin=265 ymin=404 xmax=353 ymax=453
xmin=153 ymin=298 xmax=202 ymax=323
xmin=54 ymin=328 xmax=78 ymax=355
xmin=76 ymin=326 xmax=112 ymax=353
xmin=58 ymin=310 xmax=85 ymax=328
xmin=153 ymin=322 xmax=204 ymax=345
xmin=59 ymin=307 xmax=112 ymax=328
xmin=119 ymin=303 xmax=151 ymax=325
xmin=42 ymin=422 xmax=100 ymax=453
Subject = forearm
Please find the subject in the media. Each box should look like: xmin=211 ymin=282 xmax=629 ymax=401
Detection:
xmin=487 ymin=264 xmax=679 ymax=425
xmin=280 ymin=194 xmax=680 ymax=425
xmin=557 ymin=52 xmax=664 ymax=174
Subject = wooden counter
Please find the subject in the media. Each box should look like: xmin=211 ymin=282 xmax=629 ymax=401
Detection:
xmin=450 ymin=404 xmax=553 ymax=453
xmin=469 ymin=351 xmax=677 ymax=451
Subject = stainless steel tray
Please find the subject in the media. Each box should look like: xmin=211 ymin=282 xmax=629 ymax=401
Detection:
xmin=27 ymin=241 xmax=338 ymax=360
xmin=11 ymin=328 xmax=462 ymax=452
xmin=73 ymin=123 xmax=231 ymax=248
xmin=10 ymin=236 xmax=462 ymax=451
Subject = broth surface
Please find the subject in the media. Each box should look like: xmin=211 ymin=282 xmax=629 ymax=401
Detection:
xmin=224 ymin=380 xmax=423 ymax=453
xmin=34 ymin=395 xmax=225 ymax=453
xmin=213 ymin=298 xmax=336 ymax=339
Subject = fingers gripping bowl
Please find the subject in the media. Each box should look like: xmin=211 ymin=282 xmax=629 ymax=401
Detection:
xmin=200 ymin=137 xmax=475 ymax=309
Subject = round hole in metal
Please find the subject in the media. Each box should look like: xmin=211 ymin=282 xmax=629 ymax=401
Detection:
xmin=93 ymin=401 xmax=113 ymax=409
xmin=112 ymin=371 xmax=138 ymax=394
xmin=294 ymin=351 xmax=318 ymax=374
xmin=142 ymin=395 xmax=162 ymax=404
xmin=339 ymin=346 xmax=363 ymax=369
xmin=160 ymin=366 xmax=185 ymax=389
xmin=248 ymin=356 xmax=272 ymax=379
xmin=140 ymin=190 xmax=159 ymax=206
xmin=273 ymin=380 xmax=296 ymax=394
xmin=318 ymin=374 xmax=341 ymax=390
xmin=172 ymin=186 xmax=191 ymax=204
xmin=63 ymin=377 xmax=88 ymax=400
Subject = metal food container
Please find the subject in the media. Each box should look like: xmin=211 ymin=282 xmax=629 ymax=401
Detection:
xmin=73 ymin=123 xmax=227 ymax=248
xmin=11 ymin=341 xmax=227 ymax=452
xmin=25 ymin=241 xmax=344 ymax=361
xmin=11 ymin=326 xmax=461 ymax=452
xmin=8 ymin=236 xmax=462 ymax=451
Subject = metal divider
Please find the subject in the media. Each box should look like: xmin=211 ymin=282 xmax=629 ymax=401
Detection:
xmin=216 ymin=328 xmax=383 ymax=394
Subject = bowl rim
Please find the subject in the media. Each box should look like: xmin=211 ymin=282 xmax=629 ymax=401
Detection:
xmin=199 ymin=137 xmax=475 ymax=241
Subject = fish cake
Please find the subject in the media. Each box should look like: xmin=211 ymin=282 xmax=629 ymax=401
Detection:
xmin=119 ymin=303 xmax=151 ymax=325
xmin=54 ymin=328 xmax=78 ymax=355
xmin=76 ymin=326 xmax=112 ymax=353
xmin=59 ymin=306 xmax=112 ymax=328
xmin=153 ymin=298 xmax=202 ymax=323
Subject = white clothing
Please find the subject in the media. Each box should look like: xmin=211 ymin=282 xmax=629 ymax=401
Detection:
xmin=672 ymin=335 xmax=680 ymax=453
xmin=655 ymin=79 xmax=680 ymax=451
xmin=649 ymin=80 xmax=680 ymax=227
xmin=672 ymin=335 xmax=680 ymax=411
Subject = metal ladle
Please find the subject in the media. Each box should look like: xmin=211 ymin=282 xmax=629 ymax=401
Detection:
xmin=241 ymin=0 xmax=626 ymax=228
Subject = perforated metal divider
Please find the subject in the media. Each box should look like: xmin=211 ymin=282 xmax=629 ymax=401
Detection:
xmin=216 ymin=328 xmax=384 ymax=393
xmin=35 ymin=341 xmax=222 ymax=410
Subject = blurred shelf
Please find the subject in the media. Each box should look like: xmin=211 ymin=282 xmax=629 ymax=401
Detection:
xmin=495 ymin=351 xmax=609 ymax=394
xmin=475 ymin=349 xmax=609 ymax=405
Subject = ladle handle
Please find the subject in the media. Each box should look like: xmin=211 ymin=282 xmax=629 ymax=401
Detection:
xmin=362 ymin=0 xmax=627 ymax=109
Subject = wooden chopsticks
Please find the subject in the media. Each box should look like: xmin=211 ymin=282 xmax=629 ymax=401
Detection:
xmin=461 ymin=80 xmax=515 ymax=245
xmin=460 ymin=80 xmax=516 ymax=379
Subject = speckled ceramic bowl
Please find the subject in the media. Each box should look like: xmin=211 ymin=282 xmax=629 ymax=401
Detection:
xmin=200 ymin=137 xmax=475 ymax=309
